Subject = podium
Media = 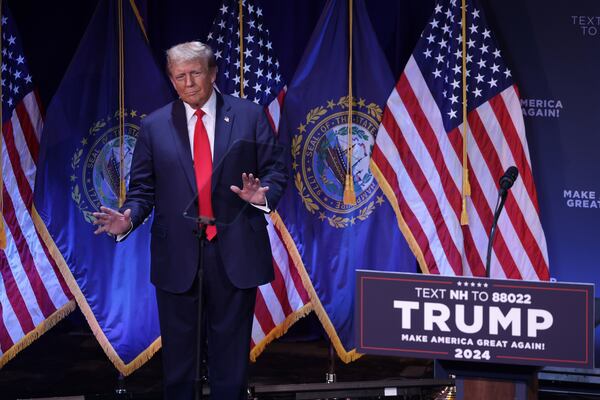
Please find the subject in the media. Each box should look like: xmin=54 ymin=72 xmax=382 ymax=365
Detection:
xmin=355 ymin=270 xmax=595 ymax=399
xmin=435 ymin=361 xmax=538 ymax=399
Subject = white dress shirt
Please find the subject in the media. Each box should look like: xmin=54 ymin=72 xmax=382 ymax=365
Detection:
xmin=184 ymin=90 xmax=216 ymax=160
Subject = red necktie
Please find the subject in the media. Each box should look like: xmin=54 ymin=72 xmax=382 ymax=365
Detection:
xmin=193 ymin=109 xmax=217 ymax=240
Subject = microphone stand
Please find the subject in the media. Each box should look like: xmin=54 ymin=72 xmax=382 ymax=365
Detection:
xmin=485 ymin=190 xmax=508 ymax=278
xmin=186 ymin=213 xmax=215 ymax=400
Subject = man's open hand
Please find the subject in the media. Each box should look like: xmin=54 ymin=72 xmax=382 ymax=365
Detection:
xmin=92 ymin=206 xmax=132 ymax=236
xmin=230 ymin=173 xmax=269 ymax=205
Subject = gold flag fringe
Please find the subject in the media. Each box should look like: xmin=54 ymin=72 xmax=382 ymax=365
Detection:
xmin=249 ymin=212 xmax=318 ymax=362
xmin=0 ymin=300 xmax=76 ymax=368
xmin=249 ymin=302 xmax=312 ymax=362
xmin=270 ymin=211 xmax=362 ymax=363
xmin=31 ymin=206 xmax=161 ymax=376
xmin=370 ymin=160 xmax=430 ymax=275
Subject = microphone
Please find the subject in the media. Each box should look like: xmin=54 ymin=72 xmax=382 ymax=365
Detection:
xmin=486 ymin=166 xmax=519 ymax=277
xmin=499 ymin=166 xmax=519 ymax=197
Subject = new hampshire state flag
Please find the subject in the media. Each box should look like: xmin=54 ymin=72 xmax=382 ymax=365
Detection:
xmin=275 ymin=0 xmax=415 ymax=361
xmin=34 ymin=0 xmax=172 ymax=374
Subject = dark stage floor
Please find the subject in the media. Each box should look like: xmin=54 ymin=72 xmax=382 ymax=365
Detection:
xmin=1 ymin=310 xmax=599 ymax=400
xmin=0 ymin=310 xmax=439 ymax=400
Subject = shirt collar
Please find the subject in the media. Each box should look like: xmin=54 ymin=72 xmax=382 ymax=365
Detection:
xmin=184 ymin=89 xmax=217 ymax=124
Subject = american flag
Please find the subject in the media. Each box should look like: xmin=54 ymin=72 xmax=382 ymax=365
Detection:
xmin=372 ymin=0 xmax=549 ymax=280
xmin=0 ymin=6 xmax=74 ymax=367
xmin=206 ymin=0 xmax=310 ymax=359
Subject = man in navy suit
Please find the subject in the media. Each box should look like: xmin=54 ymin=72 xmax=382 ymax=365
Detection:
xmin=93 ymin=41 xmax=287 ymax=399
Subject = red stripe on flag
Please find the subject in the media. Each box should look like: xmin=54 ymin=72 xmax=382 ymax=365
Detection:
xmin=444 ymin=126 xmax=486 ymax=277
xmin=276 ymin=89 xmax=285 ymax=106
xmin=464 ymin=159 xmax=522 ymax=279
xmin=34 ymin=89 xmax=45 ymax=119
xmin=272 ymin=222 xmax=309 ymax=303
xmin=488 ymin=94 xmax=540 ymax=213
xmin=274 ymin=88 xmax=286 ymax=137
xmin=468 ymin=109 xmax=548 ymax=279
xmin=381 ymin=105 xmax=463 ymax=275
xmin=505 ymin=192 xmax=549 ymax=279
xmin=2 ymin=187 xmax=56 ymax=318
xmin=270 ymin=258 xmax=294 ymax=317
xmin=34 ymin=229 xmax=72 ymax=300
xmin=18 ymin=95 xmax=71 ymax=299
xmin=466 ymin=111 xmax=523 ymax=278
xmin=265 ymin=89 xmax=286 ymax=135
xmin=265 ymin=109 xmax=277 ymax=133
xmin=462 ymin=226 xmax=487 ymax=277
xmin=2 ymin=122 xmax=34 ymax=209
xmin=254 ymin=289 xmax=276 ymax=335
xmin=0 ymin=299 xmax=15 ymax=352
xmin=0 ymin=251 xmax=35 ymax=333
xmin=398 ymin=74 xmax=463 ymax=217
xmin=446 ymin=127 xmax=464 ymax=167
xmin=372 ymin=144 xmax=440 ymax=274
xmin=15 ymin=102 xmax=39 ymax=164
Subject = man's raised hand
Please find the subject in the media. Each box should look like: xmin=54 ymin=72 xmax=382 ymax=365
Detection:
xmin=93 ymin=206 xmax=132 ymax=235
xmin=230 ymin=172 xmax=269 ymax=205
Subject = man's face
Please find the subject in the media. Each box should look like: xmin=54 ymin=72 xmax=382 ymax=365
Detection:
xmin=169 ymin=58 xmax=216 ymax=109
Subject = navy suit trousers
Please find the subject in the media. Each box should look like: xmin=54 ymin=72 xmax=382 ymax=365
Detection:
xmin=156 ymin=240 xmax=257 ymax=400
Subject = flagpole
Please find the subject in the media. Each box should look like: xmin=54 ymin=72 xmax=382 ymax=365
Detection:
xmin=460 ymin=0 xmax=470 ymax=225
xmin=343 ymin=0 xmax=356 ymax=205
xmin=117 ymin=0 xmax=126 ymax=208
xmin=238 ymin=0 xmax=244 ymax=98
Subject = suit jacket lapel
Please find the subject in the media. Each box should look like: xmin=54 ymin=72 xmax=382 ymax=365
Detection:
xmin=169 ymin=100 xmax=197 ymax=194
xmin=213 ymin=93 xmax=234 ymax=190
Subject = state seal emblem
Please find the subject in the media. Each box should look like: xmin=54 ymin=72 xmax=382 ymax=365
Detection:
xmin=292 ymin=96 xmax=388 ymax=228
xmin=70 ymin=109 xmax=145 ymax=224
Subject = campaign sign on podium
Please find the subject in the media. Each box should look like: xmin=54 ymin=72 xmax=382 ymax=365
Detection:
xmin=356 ymin=270 xmax=594 ymax=368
